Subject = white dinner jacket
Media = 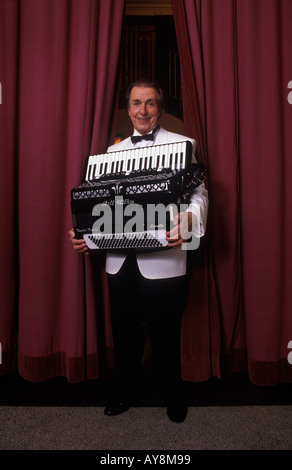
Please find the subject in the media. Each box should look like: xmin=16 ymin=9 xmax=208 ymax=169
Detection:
xmin=105 ymin=127 xmax=208 ymax=279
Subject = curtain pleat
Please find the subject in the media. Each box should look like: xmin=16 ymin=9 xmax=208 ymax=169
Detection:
xmin=173 ymin=0 xmax=292 ymax=385
xmin=0 ymin=0 xmax=124 ymax=382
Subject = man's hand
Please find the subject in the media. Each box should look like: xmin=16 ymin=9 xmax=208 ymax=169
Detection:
xmin=68 ymin=228 xmax=89 ymax=254
xmin=165 ymin=212 xmax=196 ymax=248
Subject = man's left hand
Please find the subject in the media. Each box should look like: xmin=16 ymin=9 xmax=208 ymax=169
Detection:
xmin=165 ymin=212 xmax=196 ymax=248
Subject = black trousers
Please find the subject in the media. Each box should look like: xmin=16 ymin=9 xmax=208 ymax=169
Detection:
xmin=107 ymin=253 xmax=188 ymax=404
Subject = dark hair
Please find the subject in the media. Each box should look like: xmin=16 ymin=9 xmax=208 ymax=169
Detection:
xmin=125 ymin=78 xmax=165 ymax=110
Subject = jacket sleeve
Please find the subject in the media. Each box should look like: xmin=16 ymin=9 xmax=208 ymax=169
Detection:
xmin=186 ymin=138 xmax=209 ymax=237
xmin=186 ymin=183 xmax=209 ymax=238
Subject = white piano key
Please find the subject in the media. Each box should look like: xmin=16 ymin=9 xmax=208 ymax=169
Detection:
xmin=135 ymin=148 xmax=142 ymax=170
xmin=112 ymin=152 xmax=119 ymax=173
xmin=92 ymin=154 xmax=99 ymax=177
xmin=157 ymin=145 xmax=164 ymax=169
xmin=88 ymin=155 xmax=97 ymax=179
xmin=152 ymin=145 xmax=159 ymax=168
xmin=142 ymin=147 xmax=148 ymax=170
xmin=110 ymin=152 xmax=117 ymax=173
xmin=172 ymin=143 xmax=178 ymax=169
xmin=113 ymin=152 xmax=119 ymax=173
xmin=106 ymin=152 xmax=114 ymax=174
xmin=131 ymin=149 xmax=136 ymax=171
xmin=114 ymin=153 xmax=119 ymax=173
xmin=94 ymin=155 xmax=101 ymax=177
xmin=96 ymin=153 xmax=106 ymax=177
xmin=146 ymin=146 xmax=153 ymax=170
xmin=101 ymin=153 xmax=109 ymax=175
xmin=119 ymin=151 xmax=126 ymax=172
xmin=177 ymin=142 xmax=181 ymax=169
xmin=125 ymin=149 xmax=133 ymax=173
xmin=118 ymin=150 xmax=125 ymax=173
xmin=181 ymin=141 xmax=186 ymax=169
xmin=100 ymin=152 xmax=108 ymax=175
xmin=91 ymin=155 xmax=98 ymax=179
xmin=85 ymin=157 xmax=93 ymax=180
xmin=165 ymin=143 xmax=172 ymax=168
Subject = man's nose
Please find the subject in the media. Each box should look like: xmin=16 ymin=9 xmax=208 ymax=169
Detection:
xmin=139 ymin=103 xmax=148 ymax=115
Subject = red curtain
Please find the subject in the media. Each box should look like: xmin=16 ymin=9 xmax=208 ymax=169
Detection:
xmin=0 ymin=0 xmax=124 ymax=382
xmin=2 ymin=0 xmax=292 ymax=388
xmin=173 ymin=0 xmax=292 ymax=385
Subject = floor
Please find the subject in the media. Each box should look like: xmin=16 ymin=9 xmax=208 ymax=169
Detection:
xmin=1 ymin=371 xmax=292 ymax=454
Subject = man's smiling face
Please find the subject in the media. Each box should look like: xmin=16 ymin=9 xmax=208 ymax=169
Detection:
xmin=128 ymin=86 xmax=161 ymax=135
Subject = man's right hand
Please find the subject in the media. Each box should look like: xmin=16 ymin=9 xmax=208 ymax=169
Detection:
xmin=68 ymin=228 xmax=89 ymax=254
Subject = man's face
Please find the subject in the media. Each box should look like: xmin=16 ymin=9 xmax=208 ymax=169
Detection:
xmin=128 ymin=86 xmax=161 ymax=135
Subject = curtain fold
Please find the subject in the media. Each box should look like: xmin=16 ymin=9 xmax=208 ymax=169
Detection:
xmin=173 ymin=0 xmax=222 ymax=383
xmin=0 ymin=0 xmax=19 ymax=376
xmin=173 ymin=0 xmax=292 ymax=385
xmin=0 ymin=0 xmax=124 ymax=382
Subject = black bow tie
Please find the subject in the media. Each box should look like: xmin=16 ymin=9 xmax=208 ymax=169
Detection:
xmin=131 ymin=125 xmax=160 ymax=144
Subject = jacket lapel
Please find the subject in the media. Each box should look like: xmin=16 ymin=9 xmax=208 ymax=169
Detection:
xmin=154 ymin=127 xmax=169 ymax=145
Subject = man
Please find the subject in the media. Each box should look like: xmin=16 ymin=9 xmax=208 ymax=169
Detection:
xmin=69 ymin=79 xmax=208 ymax=422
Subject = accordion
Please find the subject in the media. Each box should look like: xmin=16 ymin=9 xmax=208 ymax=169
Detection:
xmin=70 ymin=141 xmax=206 ymax=251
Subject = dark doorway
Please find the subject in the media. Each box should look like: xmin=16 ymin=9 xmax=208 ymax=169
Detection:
xmin=118 ymin=16 xmax=182 ymax=120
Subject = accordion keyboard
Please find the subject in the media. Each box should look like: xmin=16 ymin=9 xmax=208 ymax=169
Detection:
xmin=84 ymin=230 xmax=168 ymax=250
xmin=85 ymin=141 xmax=190 ymax=181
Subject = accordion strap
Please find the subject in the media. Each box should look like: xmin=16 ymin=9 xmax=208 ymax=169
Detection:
xmin=183 ymin=159 xmax=207 ymax=200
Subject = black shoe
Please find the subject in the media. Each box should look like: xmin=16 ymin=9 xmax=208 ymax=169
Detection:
xmin=104 ymin=399 xmax=130 ymax=417
xmin=166 ymin=404 xmax=188 ymax=423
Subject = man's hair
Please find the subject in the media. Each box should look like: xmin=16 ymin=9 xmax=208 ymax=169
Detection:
xmin=125 ymin=78 xmax=165 ymax=110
